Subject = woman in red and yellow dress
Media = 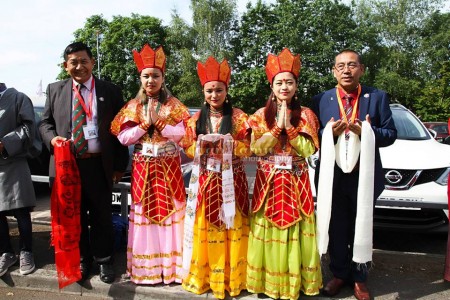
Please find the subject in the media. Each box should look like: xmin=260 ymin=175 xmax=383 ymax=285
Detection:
xmin=180 ymin=57 xmax=251 ymax=299
xmin=110 ymin=44 xmax=190 ymax=284
xmin=246 ymin=48 xmax=322 ymax=299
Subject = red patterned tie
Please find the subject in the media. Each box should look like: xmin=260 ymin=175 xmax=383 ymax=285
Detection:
xmin=344 ymin=95 xmax=353 ymax=139
xmin=72 ymin=84 xmax=88 ymax=155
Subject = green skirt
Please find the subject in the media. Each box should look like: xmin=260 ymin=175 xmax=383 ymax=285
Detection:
xmin=246 ymin=209 xmax=322 ymax=299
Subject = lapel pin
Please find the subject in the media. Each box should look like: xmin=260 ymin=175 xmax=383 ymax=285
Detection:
xmin=364 ymin=93 xmax=369 ymax=98
xmin=99 ymin=97 xmax=104 ymax=102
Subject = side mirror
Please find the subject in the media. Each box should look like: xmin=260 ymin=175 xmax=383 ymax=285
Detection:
xmin=427 ymin=128 xmax=437 ymax=138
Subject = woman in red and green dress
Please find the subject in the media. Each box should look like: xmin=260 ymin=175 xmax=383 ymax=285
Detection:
xmin=246 ymin=48 xmax=322 ymax=299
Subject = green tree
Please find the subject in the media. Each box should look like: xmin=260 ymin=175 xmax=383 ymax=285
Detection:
xmin=165 ymin=12 xmax=202 ymax=106
xmin=166 ymin=0 xmax=238 ymax=105
xmin=413 ymin=11 xmax=450 ymax=120
xmin=231 ymin=0 xmax=376 ymax=111
xmin=229 ymin=0 xmax=277 ymax=112
xmin=357 ymin=0 xmax=444 ymax=111
xmin=191 ymin=0 xmax=238 ymax=60
xmin=414 ymin=61 xmax=450 ymax=121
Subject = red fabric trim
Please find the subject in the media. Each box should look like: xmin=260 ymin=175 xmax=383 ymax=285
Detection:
xmin=50 ymin=141 xmax=82 ymax=288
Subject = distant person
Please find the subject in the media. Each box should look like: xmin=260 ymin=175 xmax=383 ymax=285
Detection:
xmin=246 ymin=48 xmax=322 ymax=299
xmin=180 ymin=57 xmax=251 ymax=299
xmin=312 ymin=49 xmax=397 ymax=300
xmin=39 ymin=42 xmax=130 ymax=284
xmin=111 ymin=44 xmax=190 ymax=284
xmin=0 ymin=83 xmax=37 ymax=277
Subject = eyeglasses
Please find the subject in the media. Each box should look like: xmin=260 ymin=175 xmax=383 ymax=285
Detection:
xmin=334 ymin=62 xmax=360 ymax=72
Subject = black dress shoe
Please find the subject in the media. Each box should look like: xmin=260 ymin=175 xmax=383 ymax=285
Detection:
xmin=79 ymin=262 xmax=91 ymax=282
xmin=99 ymin=263 xmax=115 ymax=284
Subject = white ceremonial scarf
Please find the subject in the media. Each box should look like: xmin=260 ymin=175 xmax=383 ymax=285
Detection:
xmin=181 ymin=134 xmax=236 ymax=278
xmin=220 ymin=134 xmax=236 ymax=229
xmin=316 ymin=121 xmax=375 ymax=263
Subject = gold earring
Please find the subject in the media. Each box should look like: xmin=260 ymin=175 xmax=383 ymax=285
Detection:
xmin=272 ymin=95 xmax=276 ymax=101
xmin=295 ymin=94 xmax=298 ymax=100
xmin=204 ymin=101 xmax=207 ymax=105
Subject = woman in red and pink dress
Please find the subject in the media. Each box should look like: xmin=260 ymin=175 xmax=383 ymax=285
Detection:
xmin=111 ymin=44 xmax=190 ymax=284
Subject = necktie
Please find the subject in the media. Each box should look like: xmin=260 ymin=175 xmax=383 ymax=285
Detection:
xmin=72 ymin=84 xmax=88 ymax=155
xmin=344 ymin=95 xmax=353 ymax=139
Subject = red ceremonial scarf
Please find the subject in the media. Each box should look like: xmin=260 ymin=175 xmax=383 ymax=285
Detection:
xmin=50 ymin=140 xmax=82 ymax=288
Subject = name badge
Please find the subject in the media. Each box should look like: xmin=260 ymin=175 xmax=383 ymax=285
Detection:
xmin=83 ymin=125 xmax=98 ymax=140
xmin=142 ymin=143 xmax=156 ymax=157
xmin=275 ymin=155 xmax=292 ymax=170
xmin=206 ymin=158 xmax=221 ymax=173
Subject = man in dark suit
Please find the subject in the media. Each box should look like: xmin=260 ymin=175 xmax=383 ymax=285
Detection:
xmin=39 ymin=42 xmax=129 ymax=284
xmin=312 ymin=49 xmax=397 ymax=300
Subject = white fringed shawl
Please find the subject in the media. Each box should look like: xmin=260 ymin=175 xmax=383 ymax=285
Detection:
xmin=316 ymin=121 xmax=375 ymax=263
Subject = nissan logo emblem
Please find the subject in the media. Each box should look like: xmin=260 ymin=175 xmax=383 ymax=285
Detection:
xmin=385 ymin=170 xmax=402 ymax=184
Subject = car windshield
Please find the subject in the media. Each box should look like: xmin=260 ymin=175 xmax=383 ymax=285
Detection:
xmin=391 ymin=107 xmax=431 ymax=140
xmin=34 ymin=106 xmax=44 ymax=122
xmin=433 ymin=125 xmax=448 ymax=134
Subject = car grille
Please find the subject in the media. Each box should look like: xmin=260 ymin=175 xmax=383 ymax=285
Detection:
xmin=384 ymin=167 xmax=447 ymax=190
xmin=374 ymin=207 xmax=448 ymax=231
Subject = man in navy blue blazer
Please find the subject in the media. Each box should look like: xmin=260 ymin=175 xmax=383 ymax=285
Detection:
xmin=312 ymin=49 xmax=396 ymax=300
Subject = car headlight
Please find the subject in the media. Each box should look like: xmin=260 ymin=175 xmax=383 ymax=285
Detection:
xmin=436 ymin=167 xmax=450 ymax=186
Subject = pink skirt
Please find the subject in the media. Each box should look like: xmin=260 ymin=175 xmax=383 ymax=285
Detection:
xmin=127 ymin=199 xmax=185 ymax=284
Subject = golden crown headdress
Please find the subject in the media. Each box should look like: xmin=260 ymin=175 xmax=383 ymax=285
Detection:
xmin=197 ymin=56 xmax=231 ymax=87
xmin=133 ymin=44 xmax=166 ymax=73
xmin=265 ymin=48 xmax=301 ymax=83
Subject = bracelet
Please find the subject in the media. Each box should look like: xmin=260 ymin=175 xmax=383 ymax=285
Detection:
xmin=286 ymin=126 xmax=298 ymax=140
xmin=139 ymin=121 xmax=150 ymax=131
xmin=154 ymin=119 xmax=166 ymax=131
xmin=270 ymin=124 xmax=282 ymax=138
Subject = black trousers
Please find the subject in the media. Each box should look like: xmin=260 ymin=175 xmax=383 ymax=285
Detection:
xmin=0 ymin=207 xmax=33 ymax=254
xmin=76 ymin=157 xmax=114 ymax=263
xmin=328 ymin=170 xmax=372 ymax=283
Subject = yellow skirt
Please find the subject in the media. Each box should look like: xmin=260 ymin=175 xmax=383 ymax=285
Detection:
xmin=182 ymin=200 xmax=249 ymax=299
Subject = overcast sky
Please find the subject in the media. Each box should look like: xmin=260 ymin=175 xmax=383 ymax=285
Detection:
xmin=1 ymin=0 xmax=275 ymax=99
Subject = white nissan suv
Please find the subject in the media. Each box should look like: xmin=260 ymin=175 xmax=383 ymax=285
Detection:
xmin=374 ymin=104 xmax=450 ymax=231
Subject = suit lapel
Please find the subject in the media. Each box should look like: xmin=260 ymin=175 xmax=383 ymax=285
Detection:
xmin=325 ymin=88 xmax=340 ymax=122
xmin=94 ymin=78 xmax=104 ymax=124
xmin=358 ymin=85 xmax=370 ymax=120
xmin=62 ymin=79 xmax=72 ymax=123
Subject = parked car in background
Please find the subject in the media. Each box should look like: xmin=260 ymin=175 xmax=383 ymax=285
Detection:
xmin=423 ymin=121 xmax=449 ymax=143
xmin=375 ymin=104 xmax=450 ymax=232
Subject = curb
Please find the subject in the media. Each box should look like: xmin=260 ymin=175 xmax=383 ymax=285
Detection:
xmin=2 ymin=268 xmax=261 ymax=300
